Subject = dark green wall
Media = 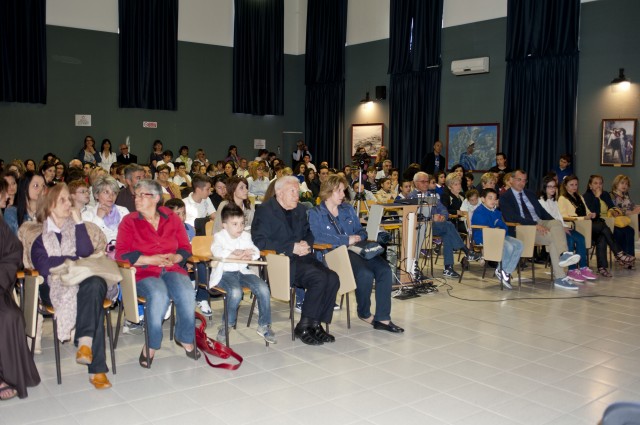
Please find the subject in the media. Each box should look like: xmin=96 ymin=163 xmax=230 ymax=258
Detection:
xmin=0 ymin=25 xmax=305 ymax=163
xmin=1 ymin=0 xmax=638 ymax=198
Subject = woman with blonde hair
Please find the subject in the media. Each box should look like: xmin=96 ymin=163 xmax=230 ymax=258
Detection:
xmin=247 ymin=161 xmax=270 ymax=200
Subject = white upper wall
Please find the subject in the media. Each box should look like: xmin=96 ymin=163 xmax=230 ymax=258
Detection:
xmin=46 ymin=0 xmax=602 ymax=55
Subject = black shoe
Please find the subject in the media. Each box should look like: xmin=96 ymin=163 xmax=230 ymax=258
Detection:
xmin=373 ymin=320 xmax=404 ymax=333
xmin=294 ymin=326 xmax=323 ymax=345
xmin=312 ymin=324 xmax=335 ymax=343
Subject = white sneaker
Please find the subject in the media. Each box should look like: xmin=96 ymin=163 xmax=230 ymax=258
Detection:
xmin=559 ymin=252 xmax=581 ymax=268
xmin=198 ymin=300 xmax=212 ymax=317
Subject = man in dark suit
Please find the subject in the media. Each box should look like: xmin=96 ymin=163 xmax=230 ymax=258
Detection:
xmin=421 ymin=140 xmax=447 ymax=175
xmin=500 ymin=169 xmax=581 ymax=290
xmin=116 ymin=144 xmax=138 ymax=164
xmin=252 ymin=176 xmax=340 ymax=345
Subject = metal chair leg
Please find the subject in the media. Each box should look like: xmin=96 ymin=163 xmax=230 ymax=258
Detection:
xmin=290 ymin=288 xmax=295 ymax=341
xmin=105 ymin=309 xmax=116 ymax=374
xmin=114 ymin=302 xmax=123 ymax=349
xmin=346 ymin=293 xmax=351 ymax=329
xmin=247 ymin=296 xmax=256 ymax=327
xmin=52 ymin=316 xmax=62 ymax=384
xmin=143 ymin=304 xmax=151 ymax=369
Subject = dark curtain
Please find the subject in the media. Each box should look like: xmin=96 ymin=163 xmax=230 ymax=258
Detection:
xmin=0 ymin=0 xmax=46 ymax=104
xmin=305 ymin=0 xmax=348 ymax=167
xmin=503 ymin=0 xmax=580 ymax=189
xmin=119 ymin=0 xmax=178 ymax=110
xmin=233 ymin=0 xmax=284 ymax=115
xmin=388 ymin=0 xmax=443 ymax=172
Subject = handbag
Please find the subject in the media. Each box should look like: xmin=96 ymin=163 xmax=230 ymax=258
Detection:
xmin=50 ymin=252 xmax=121 ymax=288
xmin=607 ymin=208 xmax=631 ymax=228
xmin=195 ymin=312 xmax=243 ymax=370
xmin=348 ymin=240 xmax=385 ymax=260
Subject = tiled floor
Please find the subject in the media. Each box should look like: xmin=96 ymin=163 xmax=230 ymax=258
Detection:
xmin=2 ymin=254 xmax=640 ymax=424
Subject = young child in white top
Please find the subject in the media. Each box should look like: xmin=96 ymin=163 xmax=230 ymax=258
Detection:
xmin=210 ymin=203 xmax=275 ymax=344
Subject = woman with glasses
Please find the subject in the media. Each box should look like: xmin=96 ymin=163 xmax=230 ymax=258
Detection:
xmin=68 ymin=180 xmax=92 ymax=216
xmin=538 ymin=176 xmax=597 ymax=281
xmin=3 ymin=171 xmax=46 ymax=234
xmin=155 ymin=164 xmax=182 ymax=201
xmin=116 ymin=179 xmax=199 ymax=368
xmin=76 ymin=136 xmax=100 ymax=165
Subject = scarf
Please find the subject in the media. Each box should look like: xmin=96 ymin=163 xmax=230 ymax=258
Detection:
xmin=564 ymin=192 xmax=587 ymax=217
xmin=103 ymin=205 xmax=121 ymax=230
xmin=42 ymin=217 xmax=79 ymax=341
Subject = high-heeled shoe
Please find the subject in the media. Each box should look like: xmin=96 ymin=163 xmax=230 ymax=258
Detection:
xmin=175 ymin=340 xmax=201 ymax=360
xmin=615 ymin=252 xmax=635 ymax=267
xmin=598 ymin=267 xmax=613 ymax=277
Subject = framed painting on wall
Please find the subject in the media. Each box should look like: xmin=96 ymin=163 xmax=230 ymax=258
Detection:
xmin=446 ymin=123 xmax=500 ymax=172
xmin=601 ymin=119 xmax=636 ymax=166
xmin=351 ymin=123 xmax=383 ymax=157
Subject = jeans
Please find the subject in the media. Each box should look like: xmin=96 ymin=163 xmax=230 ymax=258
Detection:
xmin=136 ymin=271 xmax=195 ymax=350
xmin=501 ymin=236 xmax=524 ymax=275
xmin=566 ymin=229 xmax=588 ymax=269
xmin=75 ymin=276 xmax=108 ymax=374
xmin=348 ymin=251 xmax=392 ymax=321
xmin=433 ymin=220 xmax=466 ymax=266
xmin=217 ymin=271 xmax=271 ymax=327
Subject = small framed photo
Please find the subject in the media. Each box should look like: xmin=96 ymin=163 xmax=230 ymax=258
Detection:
xmin=447 ymin=123 xmax=500 ymax=172
xmin=351 ymin=123 xmax=383 ymax=157
xmin=601 ymin=119 xmax=636 ymax=166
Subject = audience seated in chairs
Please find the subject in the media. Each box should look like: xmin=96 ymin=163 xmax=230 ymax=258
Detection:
xmin=308 ymin=175 xmax=403 ymax=333
xmin=251 ymin=176 xmax=339 ymax=346
xmin=29 ymin=183 xmax=114 ymax=389
xmin=409 ymin=172 xmax=481 ymax=279
xmin=210 ymin=203 xmax=275 ymax=344
xmin=116 ymin=179 xmax=199 ymax=368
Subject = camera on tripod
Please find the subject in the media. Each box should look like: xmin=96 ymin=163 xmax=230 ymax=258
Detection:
xmin=351 ymin=151 xmax=372 ymax=170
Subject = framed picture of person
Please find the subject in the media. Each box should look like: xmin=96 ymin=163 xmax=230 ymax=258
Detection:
xmin=351 ymin=123 xmax=384 ymax=157
xmin=447 ymin=123 xmax=499 ymax=172
xmin=601 ymin=119 xmax=636 ymax=167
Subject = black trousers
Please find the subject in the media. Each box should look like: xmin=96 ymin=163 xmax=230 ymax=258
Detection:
xmin=292 ymin=255 xmax=339 ymax=324
xmin=74 ymin=276 xmax=108 ymax=374
xmin=593 ymin=219 xmax=620 ymax=269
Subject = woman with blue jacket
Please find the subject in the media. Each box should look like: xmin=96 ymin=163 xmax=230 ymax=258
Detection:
xmin=308 ymin=175 xmax=403 ymax=333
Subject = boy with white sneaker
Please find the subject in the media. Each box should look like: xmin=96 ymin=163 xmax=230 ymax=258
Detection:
xmin=472 ymin=189 xmax=524 ymax=289
xmin=210 ymin=203 xmax=276 ymax=344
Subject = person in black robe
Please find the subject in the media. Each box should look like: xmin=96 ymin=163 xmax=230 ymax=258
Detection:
xmin=0 ymin=215 xmax=41 ymax=400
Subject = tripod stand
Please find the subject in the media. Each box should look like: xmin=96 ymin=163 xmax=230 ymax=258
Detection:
xmin=350 ymin=167 xmax=370 ymax=217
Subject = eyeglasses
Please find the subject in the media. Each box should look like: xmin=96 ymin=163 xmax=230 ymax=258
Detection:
xmin=120 ymin=147 xmax=128 ymax=150
xmin=415 ymin=180 xmax=428 ymax=184
xmin=75 ymin=190 xmax=90 ymax=195
xmin=133 ymin=192 xmax=155 ymax=199
xmin=158 ymin=171 xmax=170 ymax=175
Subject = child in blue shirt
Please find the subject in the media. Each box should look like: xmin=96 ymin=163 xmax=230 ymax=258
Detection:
xmin=471 ymin=188 xmax=524 ymax=289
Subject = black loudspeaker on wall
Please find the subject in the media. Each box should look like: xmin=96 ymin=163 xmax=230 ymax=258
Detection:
xmin=375 ymin=86 xmax=387 ymax=100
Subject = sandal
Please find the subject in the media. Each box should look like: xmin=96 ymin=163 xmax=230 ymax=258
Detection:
xmin=0 ymin=384 xmax=18 ymax=401
xmin=175 ymin=340 xmax=201 ymax=360
xmin=139 ymin=348 xmax=153 ymax=368
xmin=615 ymin=252 xmax=635 ymax=267
xmin=598 ymin=267 xmax=613 ymax=278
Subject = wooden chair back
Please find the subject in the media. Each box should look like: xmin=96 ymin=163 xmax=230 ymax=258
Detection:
xmin=323 ymin=245 xmax=357 ymax=296
xmin=118 ymin=264 xmax=142 ymax=324
xmin=23 ymin=274 xmax=43 ymax=339
xmin=629 ymin=213 xmax=639 ymax=241
xmin=266 ymin=254 xmax=291 ymax=302
xmin=191 ymin=235 xmax=213 ymax=258
xmin=516 ymin=225 xmax=537 ymax=258
xmin=573 ymin=219 xmax=593 ymax=249
xmin=482 ymin=228 xmax=505 ymax=262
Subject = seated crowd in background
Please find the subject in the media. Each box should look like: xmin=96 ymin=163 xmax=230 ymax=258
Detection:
xmin=0 ymin=141 xmax=637 ymax=399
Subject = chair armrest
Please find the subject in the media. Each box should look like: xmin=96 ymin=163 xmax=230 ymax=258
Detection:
xmin=260 ymin=249 xmax=276 ymax=256
xmin=211 ymin=257 xmax=267 ymax=266
xmin=505 ymin=222 xmax=520 ymax=227
xmin=313 ymin=243 xmax=333 ymax=250
xmin=116 ymin=260 xmax=132 ymax=268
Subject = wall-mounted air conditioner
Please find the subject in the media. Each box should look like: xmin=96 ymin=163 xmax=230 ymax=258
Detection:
xmin=451 ymin=57 xmax=490 ymax=76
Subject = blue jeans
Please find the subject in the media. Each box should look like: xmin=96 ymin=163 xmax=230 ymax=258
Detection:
xmin=501 ymin=236 xmax=524 ymax=274
xmin=136 ymin=271 xmax=195 ymax=350
xmin=348 ymin=251 xmax=392 ymax=321
xmin=217 ymin=272 xmax=271 ymax=327
xmin=566 ymin=229 xmax=588 ymax=269
xmin=433 ymin=220 xmax=466 ymax=266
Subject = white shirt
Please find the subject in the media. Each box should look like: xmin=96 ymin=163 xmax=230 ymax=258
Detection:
xmin=172 ymin=174 xmax=191 ymax=187
xmin=183 ymin=193 xmax=215 ymax=226
xmin=98 ymin=152 xmax=117 ymax=172
xmin=539 ymin=197 xmax=570 ymax=227
xmin=209 ymin=229 xmax=259 ymax=287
